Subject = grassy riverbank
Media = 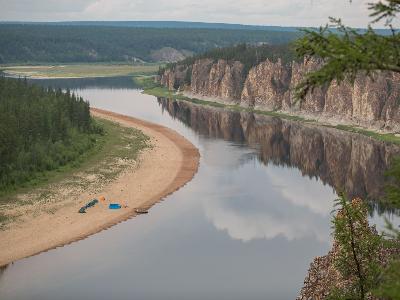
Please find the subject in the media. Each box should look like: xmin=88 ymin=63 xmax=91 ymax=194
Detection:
xmin=135 ymin=76 xmax=400 ymax=145
xmin=0 ymin=63 xmax=160 ymax=79
xmin=0 ymin=117 xmax=150 ymax=227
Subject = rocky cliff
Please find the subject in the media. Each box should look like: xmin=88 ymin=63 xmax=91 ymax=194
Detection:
xmin=160 ymin=64 xmax=189 ymax=90
xmin=189 ymin=59 xmax=245 ymax=102
xmin=160 ymin=58 xmax=400 ymax=131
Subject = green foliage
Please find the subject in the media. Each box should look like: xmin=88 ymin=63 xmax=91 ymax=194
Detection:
xmin=133 ymin=76 xmax=159 ymax=90
xmin=333 ymin=124 xmax=400 ymax=145
xmin=0 ymin=25 xmax=301 ymax=64
xmin=0 ymin=77 xmax=102 ymax=193
xmin=373 ymin=260 xmax=400 ymax=300
xmin=326 ymin=160 xmax=400 ymax=300
xmin=369 ymin=0 xmax=400 ymax=25
xmin=293 ymin=0 xmax=400 ymax=100
xmin=331 ymin=196 xmax=383 ymax=300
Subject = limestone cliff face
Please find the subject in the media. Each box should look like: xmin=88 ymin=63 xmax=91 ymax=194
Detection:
xmin=290 ymin=58 xmax=327 ymax=113
xmin=241 ymin=58 xmax=291 ymax=110
xmin=188 ymin=59 xmax=244 ymax=103
xmin=190 ymin=59 xmax=214 ymax=95
xmin=323 ymin=72 xmax=400 ymax=128
xmin=160 ymin=64 xmax=188 ymax=90
xmin=160 ymin=57 xmax=400 ymax=131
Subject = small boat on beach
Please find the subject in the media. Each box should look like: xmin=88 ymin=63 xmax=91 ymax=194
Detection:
xmin=78 ymin=199 xmax=99 ymax=213
xmin=135 ymin=208 xmax=148 ymax=214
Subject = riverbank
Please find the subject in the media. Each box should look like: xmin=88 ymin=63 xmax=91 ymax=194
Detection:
xmin=0 ymin=108 xmax=200 ymax=267
xmin=136 ymin=77 xmax=400 ymax=145
xmin=0 ymin=63 xmax=160 ymax=79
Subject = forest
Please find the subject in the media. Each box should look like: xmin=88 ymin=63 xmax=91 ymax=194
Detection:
xmin=0 ymin=77 xmax=102 ymax=192
xmin=0 ymin=24 xmax=301 ymax=64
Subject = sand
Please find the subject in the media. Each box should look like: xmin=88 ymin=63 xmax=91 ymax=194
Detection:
xmin=0 ymin=108 xmax=200 ymax=267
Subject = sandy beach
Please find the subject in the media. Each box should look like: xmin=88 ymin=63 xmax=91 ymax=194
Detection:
xmin=0 ymin=108 xmax=200 ymax=267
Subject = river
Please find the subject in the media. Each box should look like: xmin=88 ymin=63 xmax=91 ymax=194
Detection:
xmin=0 ymin=76 xmax=398 ymax=300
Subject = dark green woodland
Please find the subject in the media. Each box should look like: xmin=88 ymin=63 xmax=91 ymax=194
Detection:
xmin=0 ymin=24 xmax=301 ymax=64
xmin=0 ymin=77 xmax=102 ymax=191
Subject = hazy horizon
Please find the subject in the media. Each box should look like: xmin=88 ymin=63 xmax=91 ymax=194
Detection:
xmin=0 ymin=0 xmax=397 ymax=28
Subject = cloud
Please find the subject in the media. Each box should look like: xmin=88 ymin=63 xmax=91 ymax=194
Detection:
xmin=264 ymin=165 xmax=335 ymax=216
xmin=203 ymin=163 xmax=337 ymax=243
xmin=0 ymin=0 xmax=390 ymax=27
xmin=205 ymin=198 xmax=333 ymax=243
xmin=0 ymin=0 xmax=93 ymax=13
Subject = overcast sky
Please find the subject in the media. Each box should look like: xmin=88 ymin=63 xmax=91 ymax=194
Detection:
xmin=0 ymin=0 xmax=391 ymax=28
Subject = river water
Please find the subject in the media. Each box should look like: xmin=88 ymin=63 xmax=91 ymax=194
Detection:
xmin=0 ymin=77 xmax=399 ymax=300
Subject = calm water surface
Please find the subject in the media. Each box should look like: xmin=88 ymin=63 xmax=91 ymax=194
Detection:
xmin=0 ymin=77 xmax=398 ymax=300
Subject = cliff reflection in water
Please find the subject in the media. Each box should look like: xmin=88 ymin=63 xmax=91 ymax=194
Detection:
xmin=158 ymin=97 xmax=400 ymax=206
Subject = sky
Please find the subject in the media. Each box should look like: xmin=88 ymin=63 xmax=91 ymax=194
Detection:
xmin=0 ymin=0 xmax=391 ymax=28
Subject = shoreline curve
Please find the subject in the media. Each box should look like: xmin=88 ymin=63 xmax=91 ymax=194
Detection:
xmin=0 ymin=108 xmax=200 ymax=267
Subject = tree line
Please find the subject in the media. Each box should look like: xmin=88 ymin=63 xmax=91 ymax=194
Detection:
xmin=0 ymin=77 xmax=102 ymax=192
xmin=0 ymin=24 xmax=301 ymax=64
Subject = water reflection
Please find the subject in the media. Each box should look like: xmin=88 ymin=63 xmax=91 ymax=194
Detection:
xmin=203 ymin=162 xmax=334 ymax=243
xmin=27 ymin=76 xmax=138 ymax=90
xmin=0 ymin=78 xmax=398 ymax=300
xmin=158 ymin=97 xmax=400 ymax=206
xmin=0 ymin=265 xmax=8 ymax=277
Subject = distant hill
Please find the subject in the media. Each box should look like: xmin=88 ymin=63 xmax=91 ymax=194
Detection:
xmin=0 ymin=21 xmax=391 ymax=64
xmin=0 ymin=24 xmax=302 ymax=64
xmin=0 ymin=21 xmax=302 ymax=32
xmin=0 ymin=20 xmax=391 ymax=34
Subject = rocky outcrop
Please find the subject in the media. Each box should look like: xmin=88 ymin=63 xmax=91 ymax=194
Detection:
xmin=291 ymin=59 xmax=328 ymax=113
xmin=150 ymin=47 xmax=193 ymax=62
xmin=160 ymin=65 xmax=189 ymax=90
xmin=241 ymin=58 xmax=291 ymax=110
xmin=159 ymin=57 xmax=400 ymax=131
xmin=190 ymin=59 xmax=244 ymax=103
